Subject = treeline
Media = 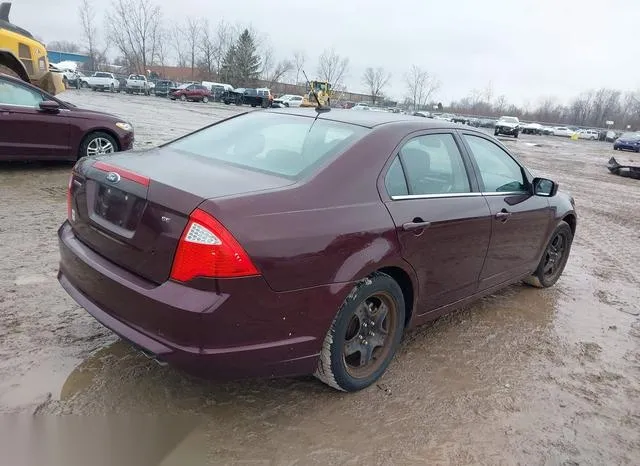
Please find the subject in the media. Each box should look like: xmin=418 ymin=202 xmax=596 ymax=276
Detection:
xmin=447 ymin=87 xmax=640 ymax=129
xmin=48 ymin=0 xmax=640 ymax=125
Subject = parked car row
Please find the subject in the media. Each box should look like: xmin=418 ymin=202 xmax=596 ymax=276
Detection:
xmin=222 ymin=87 xmax=274 ymax=108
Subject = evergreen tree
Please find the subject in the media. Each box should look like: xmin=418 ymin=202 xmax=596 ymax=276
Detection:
xmin=223 ymin=29 xmax=261 ymax=87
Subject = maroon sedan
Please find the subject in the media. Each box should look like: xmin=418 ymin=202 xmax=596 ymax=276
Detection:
xmin=57 ymin=109 xmax=577 ymax=392
xmin=170 ymin=83 xmax=211 ymax=103
xmin=0 ymin=73 xmax=134 ymax=161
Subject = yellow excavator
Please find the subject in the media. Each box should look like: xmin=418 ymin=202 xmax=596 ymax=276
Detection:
xmin=0 ymin=2 xmax=63 ymax=94
xmin=301 ymin=80 xmax=332 ymax=107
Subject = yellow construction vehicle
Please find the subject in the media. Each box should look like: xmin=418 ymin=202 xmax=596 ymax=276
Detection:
xmin=0 ymin=2 xmax=63 ymax=94
xmin=301 ymin=80 xmax=332 ymax=107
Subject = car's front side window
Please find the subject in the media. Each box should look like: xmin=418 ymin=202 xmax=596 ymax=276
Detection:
xmin=397 ymin=133 xmax=471 ymax=195
xmin=0 ymin=80 xmax=43 ymax=107
xmin=463 ymin=134 xmax=528 ymax=193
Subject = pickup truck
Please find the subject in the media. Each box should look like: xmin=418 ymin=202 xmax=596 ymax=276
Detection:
xmin=125 ymin=74 xmax=151 ymax=95
xmin=80 ymin=72 xmax=120 ymax=92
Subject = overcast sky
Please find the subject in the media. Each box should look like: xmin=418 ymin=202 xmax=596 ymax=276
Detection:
xmin=12 ymin=0 xmax=640 ymax=105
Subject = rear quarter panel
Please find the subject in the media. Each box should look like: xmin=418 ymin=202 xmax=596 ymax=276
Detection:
xmin=198 ymin=123 xmax=417 ymax=293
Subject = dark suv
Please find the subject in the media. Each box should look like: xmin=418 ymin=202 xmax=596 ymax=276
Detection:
xmin=154 ymin=80 xmax=175 ymax=97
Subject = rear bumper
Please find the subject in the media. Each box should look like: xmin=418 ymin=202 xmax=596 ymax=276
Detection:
xmin=57 ymin=222 xmax=339 ymax=379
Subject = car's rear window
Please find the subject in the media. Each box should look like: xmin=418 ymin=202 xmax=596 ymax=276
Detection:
xmin=168 ymin=112 xmax=368 ymax=178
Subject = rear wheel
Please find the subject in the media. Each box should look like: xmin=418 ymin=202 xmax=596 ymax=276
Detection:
xmin=524 ymin=221 xmax=573 ymax=288
xmin=79 ymin=132 xmax=118 ymax=159
xmin=315 ymin=273 xmax=405 ymax=392
xmin=202 ymin=96 xmax=209 ymax=103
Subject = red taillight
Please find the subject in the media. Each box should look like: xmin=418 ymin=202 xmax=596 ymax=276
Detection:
xmin=170 ymin=209 xmax=259 ymax=282
xmin=93 ymin=161 xmax=150 ymax=186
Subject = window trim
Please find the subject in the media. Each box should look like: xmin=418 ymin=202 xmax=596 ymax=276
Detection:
xmin=379 ymin=129 xmax=480 ymax=201
xmin=458 ymin=130 xmax=533 ymax=194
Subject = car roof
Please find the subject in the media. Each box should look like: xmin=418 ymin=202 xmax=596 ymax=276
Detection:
xmin=267 ymin=108 xmax=461 ymax=129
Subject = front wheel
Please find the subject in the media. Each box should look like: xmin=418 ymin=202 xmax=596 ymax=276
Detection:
xmin=524 ymin=221 xmax=573 ymax=288
xmin=79 ymin=131 xmax=118 ymax=159
xmin=514 ymin=132 xmax=519 ymax=139
xmin=110 ymin=84 xmax=115 ymax=93
xmin=315 ymin=272 xmax=405 ymax=392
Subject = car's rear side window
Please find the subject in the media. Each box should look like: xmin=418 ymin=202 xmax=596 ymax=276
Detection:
xmin=396 ymin=133 xmax=471 ymax=195
xmin=168 ymin=112 xmax=368 ymax=178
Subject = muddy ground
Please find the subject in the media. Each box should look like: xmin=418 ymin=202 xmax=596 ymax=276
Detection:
xmin=1 ymin=90 xmax=639 ymax=465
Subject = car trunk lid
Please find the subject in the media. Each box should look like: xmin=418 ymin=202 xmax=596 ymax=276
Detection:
xmin=69 ymin=150 xmax=294 ymax=284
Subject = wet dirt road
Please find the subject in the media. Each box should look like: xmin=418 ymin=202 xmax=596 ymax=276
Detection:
xmin=1 ymin=91 xmax=639 ymax=465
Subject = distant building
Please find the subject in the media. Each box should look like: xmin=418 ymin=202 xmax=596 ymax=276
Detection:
xmin=47 ymin=51 xmax=89 ymax=65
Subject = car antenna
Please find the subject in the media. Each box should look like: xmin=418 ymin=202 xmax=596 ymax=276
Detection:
xmin=303 ymin=70 xmax=330 ymax=114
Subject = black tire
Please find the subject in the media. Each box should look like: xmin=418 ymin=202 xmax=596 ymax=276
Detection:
xmin=514 ymin=132 xmax=519 ymax=139
xmin=494 ymin=130 xmax=500 ymax=136
xmin=315 ymin=272 xmax=405 ymax=392
xmin=224 ymin=101 xmax=230 ymax=105
xmin=180 ymin=94 xmax=186 ymax=102
xmin=78 ymin=131 xmax=118 ymax=160
xmin=81 ymin=81 xmax=89 ymax=88
xmin=524 ymin=221 xmax=573 ymax=288
xmin=251 ymin=103 xmax=256 ymax=107
xmin=110 ymin=84 xmax=114 ymax=93
xmin=202 ymin=96 xmax=209 ymax=103
xmin=284 ymin=102 xmax=289 ymax=107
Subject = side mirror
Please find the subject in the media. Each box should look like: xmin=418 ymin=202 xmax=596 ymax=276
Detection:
xmin=533 ymin=177 xmax=558 ymax=197
xmin=39 ymin=100 xmax=61 ymax=113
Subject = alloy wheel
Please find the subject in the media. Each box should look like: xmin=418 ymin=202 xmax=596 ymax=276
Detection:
xmin=342 ymin=292 xmax=398 ymax=379
xmin=86 ymin=138 xmax=115 ymax=157
xmin=542 ymin=231 xmax=567 ymax=280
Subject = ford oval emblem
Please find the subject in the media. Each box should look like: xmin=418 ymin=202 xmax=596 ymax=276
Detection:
xmin=106 ymin=172 xmax=121 ymax=183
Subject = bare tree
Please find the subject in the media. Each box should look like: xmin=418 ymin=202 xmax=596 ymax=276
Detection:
xmin=261 ymin=46 xmax=274 ymax=81
xmin=404 ymin=65 xmax=440 ymax=111
xmin=494 ymin=95 xmax=507 ymax=113
xmin=317 ymin=48 xmax=349 ymax=88
xmin=106 ymin=0 xmax=162 ymax=74
xmin=362 ymin=67 xmax=390 ymax=105
xmin=293 ymin=50 xmax=306 ymax=85
xmin=47 ymin=41 xmax=81 ymax=53
xmin=78 ymin=0 xmax=98 ymax=69
xmin=184 ymin=17 xmax=202 ymax=79
xmin=172 ymin=24 xmax=188 ymax=68
xmin=155 ymin=27 xmax=170 ymax=69
xmin=213 ymin=20 xmax=234 ymax=75
xmin=199 ymin=20 xmax=216 ymax=77
xmin=267 ymin=59 xmax=293 ymax=85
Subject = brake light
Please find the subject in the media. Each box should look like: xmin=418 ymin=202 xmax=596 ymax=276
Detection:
xmin=170 ymin=209 xmax=259 ymax=282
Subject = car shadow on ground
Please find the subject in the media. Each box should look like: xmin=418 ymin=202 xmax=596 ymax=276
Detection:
xmin=0 ymin=160 xmax=74 ymax=172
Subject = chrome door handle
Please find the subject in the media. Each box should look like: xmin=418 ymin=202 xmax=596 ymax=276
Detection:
xmin=495 ymin=210 xmax=511 ymax=220
xmin=402 ymin=221 xmax=431 ymax=231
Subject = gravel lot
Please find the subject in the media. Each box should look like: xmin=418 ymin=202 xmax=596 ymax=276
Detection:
xmin=1 ymin=90 xmax=639 ymax=465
